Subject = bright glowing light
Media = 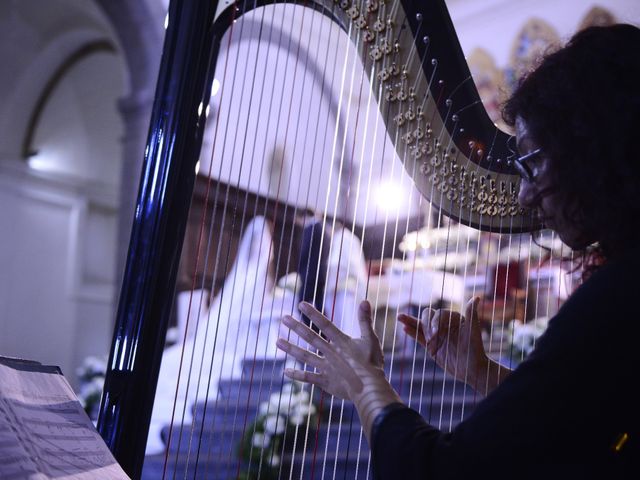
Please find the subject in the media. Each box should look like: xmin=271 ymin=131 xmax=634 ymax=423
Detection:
xmin=195 ymin=161 xmax=200 ymax=175
xmin=164 ymin=13 xmax=169 ymax=29
xmin=376 ymin=180 xmax=405 ymax=214
xmin=28 ymin=157 xmax=51 ymax=171
xmin=27 ymin=153 xmax=58 ymax=173
xmin=197 ymin=102 xmax=203 ymax=116
xmin=205 ymin=105 xmax=210 ymax=117
xmin=211 ymin=78 xmax=221 ymax=97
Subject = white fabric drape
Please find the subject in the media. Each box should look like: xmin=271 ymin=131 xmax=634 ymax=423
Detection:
xmin=147 ymin=216 xmax=294 ymax=454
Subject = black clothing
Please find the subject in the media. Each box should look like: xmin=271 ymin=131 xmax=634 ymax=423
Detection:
xmin=297 ymin=221 xmax=331 ymax=328
xmin=373 ymin=252 xmax=640 ymax=479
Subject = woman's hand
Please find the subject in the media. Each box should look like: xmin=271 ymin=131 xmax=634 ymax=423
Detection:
xmin=398 ymin=297 xmax=504 ymax=394
xmin=277 ymin=301 xmax=402 ymax=441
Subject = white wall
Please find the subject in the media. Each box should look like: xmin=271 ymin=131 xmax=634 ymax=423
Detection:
xmin=0 ymin=161 xmax=118 ymax=385
xmin=0 ymin=0 xmax=125 ymax=389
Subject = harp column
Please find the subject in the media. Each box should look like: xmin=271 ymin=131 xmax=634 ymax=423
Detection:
xmin=96 ymin=0 xmax=220 ymax=477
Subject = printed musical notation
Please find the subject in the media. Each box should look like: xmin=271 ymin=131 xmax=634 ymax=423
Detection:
xmin=0 ymin=356 xmax=130 ymax=479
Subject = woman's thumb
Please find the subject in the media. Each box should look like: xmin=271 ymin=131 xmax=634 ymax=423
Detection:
xmin=465 ymin=297 xmax=480 ymax=324
xmin=358 ymin=300 xmax=377 ymax=339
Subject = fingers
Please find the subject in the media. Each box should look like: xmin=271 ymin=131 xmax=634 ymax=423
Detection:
xmin=283 ymin=368 xmax=325 ymax=388
xmin=465 ymin=297 xmax=480 ymax=326
xmin=282 ymin=314 xmax=330 ymax=353
xmin=358 ymin=300 xmax=378 ymax=342
xmin=298 ymin=302 xmax=349 ymax=344
xmin=398 ymin=313 xmax=426 ymax=344
xmin=276 ymin=338 xmax=323 ymax=369
xmin=424 ymin=308 xmax=439 ymax=338
xmin=421 ymin=307 xmax=436 ymax=325
xmin=397 ymin=313 xmax=418 ymax=329
xmin=424 ymin=309 xmax=447 ymax=357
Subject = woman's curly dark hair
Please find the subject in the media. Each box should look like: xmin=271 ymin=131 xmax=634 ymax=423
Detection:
xmin=502 ymin=24 xmax=640 ymax=269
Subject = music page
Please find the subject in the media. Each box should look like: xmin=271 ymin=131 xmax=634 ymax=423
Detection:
xmin=0 ymin=356 xmax=130 ymax=479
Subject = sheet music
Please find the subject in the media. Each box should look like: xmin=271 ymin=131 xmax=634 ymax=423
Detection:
xmin=0 ymin=357 xmax=130 ymax=479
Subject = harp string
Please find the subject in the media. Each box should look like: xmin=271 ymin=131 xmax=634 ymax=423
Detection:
xmin=262 ymin=4 xmax=318 ymax=476
xmin=384 ymin=43 xmax=450 ymax=432
xmin=282 ymin=12 xmax=349 ymax=480
xmin=188 ymin=3 xmax=271 ymax=477
xmin=257 ymin=3 xmax=341 ymax=478
xmin=423 ymin=101 xmax=470 ymax=428
xmin=372 ymin=3 xmax=437 ymax=422
xmin=520 ymin=226 xmax=533 ymax=358
xmin=157 ymin=3 xmax=245 ymax=477
xmin=250 ymin=8 xmax=320 ymax=471
xmin=238 ymin=4 xmax=325 ymax=478
xmin=252 ymin=2 xmax=370 ymax=476
xmin=317 ymin=24 xmax=371 ymax=480
xmin=172 ymin=0 xmax=288 ymax=476
xmin=277 ymin=9 xmax=345 ymax=480
xmin=313 ymin=2 xmax=411 ymax=475
xmin=337 ymin=7 xmax=401 ymax=472
xmin=218 ymin=20 xmax=281 ymax=480
xmin=406 ymin=48 xmax=445 ymax=420
xmin=433 ymin=125 xmax=468 ymax=428
xmin=493 ymin=213 xmax=518 ymax=388
xmin=311 ymin=9 xmax=380 ymax=479
xmin=197 ymin=9 xmax=272 ymax=477
xmin=149 ymin=1 xmax=573 ymax=478
xmin=433 ymin=121 xmax=478 ymax=430
xmin=218 ymin=13 xmax=300 ymax=478
xmin=546 ymin=232 xmax=557 ymax=318
xmin=440 ymin=154 xmax=476 ymax=430
xmin=438 ymin=109 xmax=502 ymax=420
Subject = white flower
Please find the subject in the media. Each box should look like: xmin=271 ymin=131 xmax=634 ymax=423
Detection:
xmin=268 ymin=392 xmax=294 ymax=417
xmin=251 ymin=432 xmax=270 ymax=448
xmin=90 ymin=376 xmax=105 ymax=391
xmin=268 ymin=454 xmax=280 ymax=467
xmin=258 ymin=401 xmax=270 ymax=417
xmin=289 ymin=412 xmax=305 ymax=426
xmin=280 ymin=383 xmax=296 ymax=398
xmin=292 ymin=403 xmax=315 ymax=418
xmin=268 ymin=392 xmax=283 ymax=411
xmin=263 ymin=414 xmax=286 ymax=435
xmin=80 ymin=377 xmax=104 ymax=399
xmin=76 ymin=355 xmax=107 ymax=382
xmin=292 ymin=390 xmax=310 ymax=405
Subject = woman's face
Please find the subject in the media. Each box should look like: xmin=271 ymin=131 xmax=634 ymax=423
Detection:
xmin=515 ymin=117 xmax=594 ymax=250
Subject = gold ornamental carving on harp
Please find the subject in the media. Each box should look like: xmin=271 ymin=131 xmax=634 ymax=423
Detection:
xmin=332 ymin=0 xmax=529 ymax=232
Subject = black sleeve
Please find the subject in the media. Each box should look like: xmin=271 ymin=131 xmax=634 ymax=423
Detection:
xmin=372 ymin=403 xmax=448 ymax=479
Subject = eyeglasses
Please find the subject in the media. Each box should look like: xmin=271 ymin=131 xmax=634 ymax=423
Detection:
xmin=512 ymin=148 xmax=543 ymax=182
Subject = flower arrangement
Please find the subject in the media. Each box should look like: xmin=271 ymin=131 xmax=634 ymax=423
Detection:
xmin=75 ymin=355 xmax=107 ymax=421
xmin=238 ymin=381 xmax=319 ymax=480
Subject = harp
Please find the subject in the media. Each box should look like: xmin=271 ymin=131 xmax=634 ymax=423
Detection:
xmin=97 ymin=0 xmax=572 ymax=478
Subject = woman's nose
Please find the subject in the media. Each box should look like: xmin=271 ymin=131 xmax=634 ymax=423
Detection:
xmin=518 ymin=180 xmax=538 ymax=208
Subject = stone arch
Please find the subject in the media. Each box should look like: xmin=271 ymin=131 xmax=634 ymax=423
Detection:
xmin=92 ymin=0 xmax=166 ymax=281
